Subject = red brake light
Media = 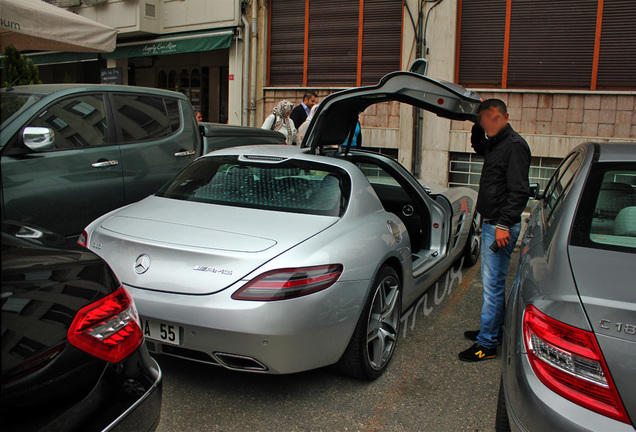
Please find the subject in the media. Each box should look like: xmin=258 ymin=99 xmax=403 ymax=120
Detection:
xmin=232 ymin=264 xmax=343 ymax=301
xmin=523 ymin=305 xmax=631 ymax=424
xmin=77 ymin=230 xmax=88 ymax=248
xmin=68 ymin=286 xmax=143 ymax=363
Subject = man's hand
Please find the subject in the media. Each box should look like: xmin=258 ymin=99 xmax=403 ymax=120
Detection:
xmin=495 ymin=228 xmax=510 ymax=249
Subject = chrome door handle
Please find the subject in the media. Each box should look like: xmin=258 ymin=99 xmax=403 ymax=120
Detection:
xmin=174 ymin=150 xmax=195 ymax=157
xmin=91 ymin=160 xmax=118 ymax=168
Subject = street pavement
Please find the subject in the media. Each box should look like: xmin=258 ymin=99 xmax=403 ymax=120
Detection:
xmin=155 ymin=248 xmax=521 ymax=432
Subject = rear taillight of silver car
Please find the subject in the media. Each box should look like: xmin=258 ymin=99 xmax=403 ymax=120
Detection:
xmin=523 ymin=305 xmax=630 ymax=424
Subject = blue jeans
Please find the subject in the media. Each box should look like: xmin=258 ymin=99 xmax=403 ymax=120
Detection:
xmin=476 ymin=221 xmax=521 ymax=349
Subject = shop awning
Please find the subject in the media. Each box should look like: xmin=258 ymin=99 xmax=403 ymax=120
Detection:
xmin=103 ymin=28 xmax=234 ymax=60
xmin=0 ymin=0 xmax=116 ymax=53
xmin=23 ymin=51 xmax=99 ymax=66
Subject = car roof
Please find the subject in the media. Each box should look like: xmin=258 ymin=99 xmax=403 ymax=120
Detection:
xmin=594 ymin=142 xmax=636 ymax=163
xmin=1 ymin=83 xmax=188 ymax=99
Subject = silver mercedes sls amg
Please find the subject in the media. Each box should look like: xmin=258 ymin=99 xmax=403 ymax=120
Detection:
xmin=81 ymin=70 xmax=483 ymax=379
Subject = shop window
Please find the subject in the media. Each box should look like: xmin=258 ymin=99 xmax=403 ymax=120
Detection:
xmin=157 ymin=70 xmax=167 ymax=89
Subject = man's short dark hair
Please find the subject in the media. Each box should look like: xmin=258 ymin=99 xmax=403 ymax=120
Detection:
xmin=478 ymin=98 xmax=507 ymax=115
xmin=303 ymin=91 xmax=318 ymax=101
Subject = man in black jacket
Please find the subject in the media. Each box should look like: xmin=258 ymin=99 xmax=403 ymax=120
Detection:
xmin=290 ymin=91 xmax=318 ymax=130
xmin=459 ymin=98 xmax=531 ymax=362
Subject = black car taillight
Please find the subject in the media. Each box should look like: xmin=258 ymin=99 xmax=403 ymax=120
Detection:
xmin=523 ymin=305 xmax=631 ymax=424
xmin=232 ymin=264 xmax=343 ymax=301
xmin=68 ymin=286 xmax=143 ymax=363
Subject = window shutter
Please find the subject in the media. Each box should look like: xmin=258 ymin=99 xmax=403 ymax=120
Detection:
xmin=507 ymin=0 xmax=597 ymax=88
xmin=307 ymin=0 xmax=358 ymax=86
xmin=457 ymin=0 xmax=507 ymax=87
xmin=361 ymin=0 xmax=403 ymax=86
xmin=269 ymin=1 xmax=306 ymax=86
xmin=597 ymin=0 xmax=636 ymax=88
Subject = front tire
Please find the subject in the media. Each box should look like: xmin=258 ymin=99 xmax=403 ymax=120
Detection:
xmin=333 ymin=266 xmax=401 ymax=380
xmin=463 ymin=213 xmax=481 ymax=267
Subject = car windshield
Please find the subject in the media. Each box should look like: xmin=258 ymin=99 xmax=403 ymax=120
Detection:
xmin=0 ymin=92 xmax=41 ymax=128
xmin=571 ymin=163 xmax=636 ymax=251
xmin=156 ymin=156 xmax=350 ymax=217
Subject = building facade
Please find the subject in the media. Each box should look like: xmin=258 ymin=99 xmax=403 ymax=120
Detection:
xmin=33 ymin=0 xmax=636 ymax=189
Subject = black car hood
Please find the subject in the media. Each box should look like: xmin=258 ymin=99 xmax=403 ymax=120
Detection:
xmin=303 ymin=71 xmax=482 ymax=150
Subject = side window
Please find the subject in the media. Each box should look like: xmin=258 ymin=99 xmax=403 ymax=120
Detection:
xmin=112 ymin=94 xmax=174 ymax=143
xmin=356 ymin=161 xmax=400 ymax=186
xmin=543 ymin=152 xmax=583 ymax=227
xmin=27 ymin=94 xmax=108 ymax=150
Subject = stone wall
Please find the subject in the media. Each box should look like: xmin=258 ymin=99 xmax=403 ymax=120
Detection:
xmin=450 ymin=91 xmax=636 ymax=159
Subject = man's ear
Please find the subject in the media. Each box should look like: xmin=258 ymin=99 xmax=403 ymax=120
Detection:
xmin=504 ymin=112 xmax=510 ymax=121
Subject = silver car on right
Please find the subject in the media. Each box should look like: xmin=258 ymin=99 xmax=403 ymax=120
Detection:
xmin=497 ymin=142 xmax=636 ymax=431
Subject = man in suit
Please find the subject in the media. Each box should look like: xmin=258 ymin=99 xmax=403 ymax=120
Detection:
xmin=290 ymin=91 xmax=318 ymax=130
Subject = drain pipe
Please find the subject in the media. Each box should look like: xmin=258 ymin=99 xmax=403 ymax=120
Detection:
xmin=241 ymin=15 xmax=250 ymax=126
xmin=249 ymin=1 xmax=258 ymax=127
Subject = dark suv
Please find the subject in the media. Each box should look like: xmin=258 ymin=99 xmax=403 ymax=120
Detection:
xmin=1 ymin=84 xmax=201 ymax=236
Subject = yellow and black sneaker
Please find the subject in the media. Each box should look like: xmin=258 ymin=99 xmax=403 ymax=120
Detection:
xmin=458 ymin=343 xmax=496 ymax=362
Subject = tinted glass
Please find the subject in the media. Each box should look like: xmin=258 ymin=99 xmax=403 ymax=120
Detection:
xmin=156 ymin=156 xmax=350 ymax=216
xmin=1 ymin=93 xmax=41 ymax=127
xmin=27 ymin=94 xmax=108 ymax=149
xmin=571 ymin=163 xmax=636 ymax=252
xmin=543 ymin=152 xmax=583 ymax=227
xmin=357 ymin=161 xmax=400 ymax=186
xmin=165 ymin=98 xmax=181 ymax=133
xmin=113 ymin=94 xmax=174 ymax=143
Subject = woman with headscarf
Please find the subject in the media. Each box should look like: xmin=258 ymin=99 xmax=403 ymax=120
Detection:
xmin=297 ymin=103 xmax=319 ymax=146
xmin=261 ymin=100 xmax=297 ymax=145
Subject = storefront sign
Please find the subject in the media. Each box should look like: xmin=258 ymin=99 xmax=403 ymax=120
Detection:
xmin=100 ymin=67 xmax=122 ymax=85
xmin=141 ymin=42 xmax=178 ymax=56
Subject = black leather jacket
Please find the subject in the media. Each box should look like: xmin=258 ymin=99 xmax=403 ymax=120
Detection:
xmin=471 ymin=123 xmax=531 ymax=229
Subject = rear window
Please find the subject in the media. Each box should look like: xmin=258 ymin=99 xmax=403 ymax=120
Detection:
xmin=571 ymin=162 xmax=636 ymax=252
xmin=112 ymin=94 xmax=181 ymax=143
xmin=156 ymin=156 xmax=350 ymax=216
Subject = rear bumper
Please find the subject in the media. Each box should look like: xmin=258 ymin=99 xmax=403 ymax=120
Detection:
xmin=126 ymin=279 xmax=371 ymax=374
xmin=502 ymin=350 xmax=634 ymax=432
xmin=107 ymin=352 xmax=162 ymax=432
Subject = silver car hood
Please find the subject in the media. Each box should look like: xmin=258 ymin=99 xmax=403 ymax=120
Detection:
xmin=568 ymin=245 xmax=636 ymax=420
xmin=91 ymin=196 xmax=339 ymax=295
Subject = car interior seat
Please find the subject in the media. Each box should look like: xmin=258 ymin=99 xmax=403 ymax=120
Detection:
xmin=614 ymin=206 xmax=636 ymax=237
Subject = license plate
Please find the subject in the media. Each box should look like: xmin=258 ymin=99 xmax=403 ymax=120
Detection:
xmin=142 ymin=319 xmax=181 ymax=346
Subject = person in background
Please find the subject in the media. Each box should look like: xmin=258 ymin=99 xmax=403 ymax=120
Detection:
xmin=261 ymin=100 xmax=297 ymax=145
xmin=458 ymin=98 xmax=531 ymax=363
xmin=290 ymin=91 xmax=318 ymax=130
xmin=297 ymin=104 xmax=319 ymax=145
xmin=195 ymin=111 xmax=203 ymax=122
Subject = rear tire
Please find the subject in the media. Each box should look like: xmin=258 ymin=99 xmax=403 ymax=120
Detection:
xmin=333 ymin=266 xmax=401 ymax=380
xmin=463 ymin=213 xmax=481 ymax=267
xmin=495 ymin=376 xmax=512 ymax=432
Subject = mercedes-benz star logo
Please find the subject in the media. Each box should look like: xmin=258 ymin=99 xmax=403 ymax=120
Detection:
xmin=134 ymin=254 xmax=151 ymax=275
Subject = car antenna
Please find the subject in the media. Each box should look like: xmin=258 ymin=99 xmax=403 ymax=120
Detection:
xmin=5 ymin=70 xmax=27 ymax=92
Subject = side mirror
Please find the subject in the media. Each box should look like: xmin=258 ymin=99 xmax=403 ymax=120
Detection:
xmin=22 ymin=127 xmax=55 ymax=151
xmin=409 ymin=59 xmax=428 ymax=76
xmin=529 ymin=183 xmax=541 ymax=200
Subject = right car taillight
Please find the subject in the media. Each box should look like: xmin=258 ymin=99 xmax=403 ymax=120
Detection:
xmin=523 ymin=305 xmax=631 ymax=424
xmin=68 ymin=286 xmax=143 ymax=363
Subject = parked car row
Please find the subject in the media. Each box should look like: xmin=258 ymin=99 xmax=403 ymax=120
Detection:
xmin=3 ymin=71 xmax=634 ymax=431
